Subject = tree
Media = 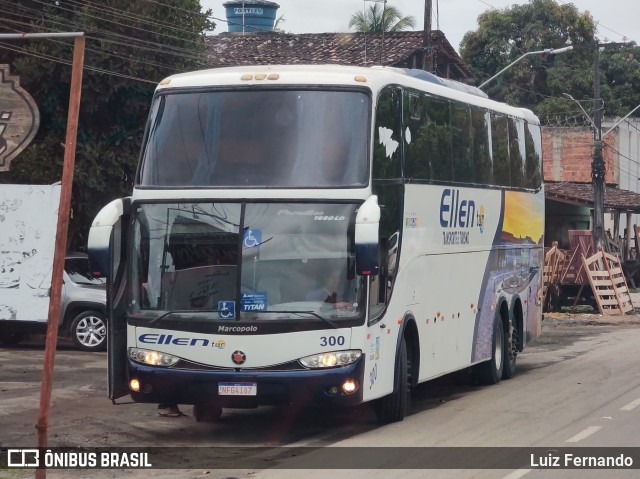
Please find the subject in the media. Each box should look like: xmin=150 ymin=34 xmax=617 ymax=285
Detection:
xmin=273 ymin=14 xmax=286 ymax=33
xmin=460 ymin=0 xmax=594 ymax=111
xmin=460 ymin=0 xmax=640 ymax=120
xmin=348 ymin=4 xmax=416 ymax=33
xmin=0 ymin=0 xmax=214 ymax=249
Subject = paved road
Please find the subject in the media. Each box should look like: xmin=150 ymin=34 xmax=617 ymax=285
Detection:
xmin=1 ymin=316 xmax=640 ymax=478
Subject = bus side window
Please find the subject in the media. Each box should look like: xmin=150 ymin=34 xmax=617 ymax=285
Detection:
xmin=472 ymin=108 xmax=492 ymax=184
xmin=491 ymin=113 xmax=510 ymax=186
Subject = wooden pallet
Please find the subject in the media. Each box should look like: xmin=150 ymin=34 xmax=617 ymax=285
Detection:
xmin=542 ymin=242 xmax=565 ymax=306
xmin=582 ymin=249 xmax=634 ymax=315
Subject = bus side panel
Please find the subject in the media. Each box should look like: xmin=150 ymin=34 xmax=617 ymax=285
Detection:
xmin=398 ymin=185 xmax=543 ymax=380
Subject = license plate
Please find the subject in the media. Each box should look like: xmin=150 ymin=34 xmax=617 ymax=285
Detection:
xmin=218 ymin=382 xmax=257 ymax=396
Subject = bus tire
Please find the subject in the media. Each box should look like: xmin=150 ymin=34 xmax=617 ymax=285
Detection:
xmin=375 ymin=336 xmax=410 ymax=424
xmin=193 ymin=403 xmax=222 ymax=423
xmin=502 ymin=320 xmax=517 ymax=380
xmin=474 ymin=314 xmax=504 ymax=385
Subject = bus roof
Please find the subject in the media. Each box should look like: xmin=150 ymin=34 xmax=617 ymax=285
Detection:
xmin=157 ymin=64 xmax=539 ymax=125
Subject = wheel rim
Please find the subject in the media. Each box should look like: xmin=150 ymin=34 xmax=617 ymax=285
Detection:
xmin=495 ymin=323 xmax=503 ymax=371
xmin=76 ymin=316 xmax=106 ymax=348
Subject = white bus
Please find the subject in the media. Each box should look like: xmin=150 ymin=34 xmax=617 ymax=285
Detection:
xmin=88 ymin=64 xmax=544 ymax=423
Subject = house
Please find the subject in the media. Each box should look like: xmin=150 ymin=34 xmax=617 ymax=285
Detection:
xmin=543 ymin=123 xmax=640 ymax=256
xmin=205 ymin=30 xmax=473 ymax=82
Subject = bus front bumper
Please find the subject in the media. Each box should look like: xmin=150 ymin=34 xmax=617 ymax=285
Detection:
xmin=128 ymin=358 xmax=365 ymax=408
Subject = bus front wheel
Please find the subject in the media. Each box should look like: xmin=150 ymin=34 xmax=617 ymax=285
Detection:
xmin=375 ymin=336 xmax=410 ymax=424
xmin=193 ymin=403 xmax=223 ymax=423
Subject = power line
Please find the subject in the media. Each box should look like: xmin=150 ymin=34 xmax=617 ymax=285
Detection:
xmin=0 ymin=2 xmax=211 ymax=64
xmin=0 ymin=41 xmax=156 ymax=84
xmin=19 ymin=0 xmax=210 ymax=51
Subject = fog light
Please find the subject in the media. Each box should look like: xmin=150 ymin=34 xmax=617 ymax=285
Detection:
xmin=328 ymin=386 xmax=339 ymax=395
xmin=342 ymin=379 xmax=358 ymax=394
xmin=130 ymin=378 xmax=140 ymax=392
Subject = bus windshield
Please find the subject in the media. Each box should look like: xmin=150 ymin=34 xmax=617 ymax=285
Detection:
xmin=137 ymin=89 xmax=370 ymax=188
xmin=132 ymin=202 xmax=365 ymax=322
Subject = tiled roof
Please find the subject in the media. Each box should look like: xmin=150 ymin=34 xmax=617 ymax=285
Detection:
xmin=205 ymin=30 xmax=472 ymax=80
xmin=546 ymin=182 xmax=640 ymax=212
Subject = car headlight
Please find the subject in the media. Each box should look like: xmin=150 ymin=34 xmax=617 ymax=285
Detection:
xmin=299 ymin=350 xmax=361 ymax=369
xmin=129 ymin=347 xmax=179 ymax=367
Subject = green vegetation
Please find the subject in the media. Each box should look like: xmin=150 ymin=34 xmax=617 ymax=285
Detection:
xmin=0 ymin=0 xmax=214 ymax=249
xmin=460 ymin=0 xmax=640 ymax=119
xmin=348 ymin=4 xmax=416 ymax=33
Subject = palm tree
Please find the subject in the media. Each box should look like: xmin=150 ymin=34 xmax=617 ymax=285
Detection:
xmin=273 ymin=14 xmax=286 ymax=33
xmin=348 ymin=4 xmax=416 ymax=33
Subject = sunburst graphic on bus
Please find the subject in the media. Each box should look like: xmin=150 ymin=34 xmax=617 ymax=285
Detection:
xmin=502 ymin=191 xmax=544 ymax=245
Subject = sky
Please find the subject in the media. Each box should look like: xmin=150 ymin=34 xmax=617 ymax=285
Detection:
xmin=201 ymin=0 xmax=640 ymax=53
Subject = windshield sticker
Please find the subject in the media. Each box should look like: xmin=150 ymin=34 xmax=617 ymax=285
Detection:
xmin=217 ymin=301 xmax=236 ymax=320
xmin=243 ymin=228 xmax=262 ymax=249
xmin=378 ymin=126 xmax=399 ymax=158
xmin=405 ymin=212 xmax=418 ymax=228
xmin=241 ymin=292 xmax=268 ymax=312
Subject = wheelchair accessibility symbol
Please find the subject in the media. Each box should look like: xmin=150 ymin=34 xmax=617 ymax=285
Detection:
xmin=243 ymin=228 xmax=262 ymax=249
xmin=218 ymin=301 xmax=236 ymax=320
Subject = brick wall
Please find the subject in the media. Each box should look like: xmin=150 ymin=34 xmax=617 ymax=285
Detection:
xmin=542 ymin=127 xmax=617 ymax=183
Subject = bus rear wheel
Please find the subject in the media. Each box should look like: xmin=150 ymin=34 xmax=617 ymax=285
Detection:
xmin=502 ymin=320 xmax=517 ymax=380
xmin=193 ymin=402 xmax=223 ymax=423
xmin=474 ymin=315 xmax=504 ymax=385
xmin=375 ymin=337 xmax=411 ymax=424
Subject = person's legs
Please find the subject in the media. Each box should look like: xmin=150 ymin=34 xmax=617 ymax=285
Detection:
xmin=157 ymin=403 xmax=187 ymax=417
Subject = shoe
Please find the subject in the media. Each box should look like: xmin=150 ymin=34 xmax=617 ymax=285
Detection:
xmin=158 ymin=407 xmax=187 ymax=417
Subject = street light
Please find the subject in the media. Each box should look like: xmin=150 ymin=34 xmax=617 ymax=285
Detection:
xmin=562 ymin=93 xmax=598 ymax=131
xmin=602 ymin=103 xmax=640 ymax=137
xmin=479 ymin=46 xmax=574 ymax=89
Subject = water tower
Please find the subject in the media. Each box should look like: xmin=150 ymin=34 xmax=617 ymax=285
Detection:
xmin=223 ymin=1 xmax=280 ymax=33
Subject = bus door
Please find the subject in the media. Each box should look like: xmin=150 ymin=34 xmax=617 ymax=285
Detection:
xmin=88 ymin=198 xmax=131 ymax=401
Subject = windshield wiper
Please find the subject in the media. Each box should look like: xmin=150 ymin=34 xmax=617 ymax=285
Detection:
xmin=147 ymin=309 xmax=220 ymax=325
xmin=248 ymin=309 xmax=338 ymax=329
xmin=147 ymin=309 xmax=338 ymax=329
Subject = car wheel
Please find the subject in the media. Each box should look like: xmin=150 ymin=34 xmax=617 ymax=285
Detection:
xmin=70 ymin=310 xmax=107 ymax=352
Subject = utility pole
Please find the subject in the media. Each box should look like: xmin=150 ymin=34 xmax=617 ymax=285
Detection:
xmin=423 ymin=0 xmax=432 ymax=72
xmin=592 ymin=40 xmax=605 ymax=251
xmin=591 ymin=41 xmax=626 ymax=250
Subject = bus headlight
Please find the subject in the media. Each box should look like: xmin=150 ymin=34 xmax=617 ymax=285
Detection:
xmin=299 ymin=350 xmax=361 ymax=369
xmin=129 ymin=348 xmax=179 ymax=367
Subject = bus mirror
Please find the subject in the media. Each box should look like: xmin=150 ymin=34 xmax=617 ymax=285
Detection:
xmin=88 ymin=198 xmax=130 ymax=278
xmin=355 ymin=195 xmax=380 ymax=276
